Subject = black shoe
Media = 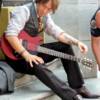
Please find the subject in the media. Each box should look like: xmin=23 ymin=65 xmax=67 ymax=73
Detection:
xmin=75 ymin=86 xmax=100 ymax=98
xmin=73 ymin=95 xmax=82 ymax=100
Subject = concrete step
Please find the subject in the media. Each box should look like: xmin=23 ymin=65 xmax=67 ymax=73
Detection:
xmin=0 ymin=59 xmax=100 ymax=100
xmin=0 ymin=65 xmax=67 ymax=100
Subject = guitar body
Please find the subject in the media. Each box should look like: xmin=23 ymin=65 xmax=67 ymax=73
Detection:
xmin=1 ymin=31 xmax=43 ymax=60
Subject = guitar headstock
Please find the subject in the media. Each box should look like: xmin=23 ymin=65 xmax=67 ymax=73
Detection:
xmin=81 ymin=57 xmax=97 ymax=69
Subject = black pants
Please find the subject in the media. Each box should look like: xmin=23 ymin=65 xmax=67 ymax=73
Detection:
xmin=6 ymin=42 xmax=84 ymax=100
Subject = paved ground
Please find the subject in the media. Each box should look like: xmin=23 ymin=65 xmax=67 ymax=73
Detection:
xmin=0 ymin=68 xmax=100 ymax=100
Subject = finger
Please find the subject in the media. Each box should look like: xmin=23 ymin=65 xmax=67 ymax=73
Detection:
xmin=29 ymin=60 xmax=33 ymax=67
xmin=37 ymin=57 xmax=44 ymax=64
xmin=33 ymin=59 xmax=40 ymax=65
xmin=79 ymin=48 xmax=85 ymax=54
xmin=79 ymin=45 xmax=86 ymax=53
xmin=34 ymin=56 xmax=44 ymax=64
xmin=82 ymin=47 xmax=88 ymax=54
xmin=29 ymin=59 xmax=39 ymax=67
xmin=81 ymin=48 xmax=86 ymax=54
xmin=32 ymin=56 xmax=44 ymax=64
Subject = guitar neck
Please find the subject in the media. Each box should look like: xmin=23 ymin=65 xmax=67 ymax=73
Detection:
xmin=37 ymin=46 xmax=81 ymax=62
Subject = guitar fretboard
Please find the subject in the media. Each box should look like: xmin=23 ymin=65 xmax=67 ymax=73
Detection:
xmin=38 ymin=46 xmax=81 ymax=62
xmin=37 ymin=46 xmax=96 ymax=69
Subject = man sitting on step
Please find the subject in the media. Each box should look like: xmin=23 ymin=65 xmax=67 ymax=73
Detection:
xmin=1 ymin=0 xmax=100 ymax=100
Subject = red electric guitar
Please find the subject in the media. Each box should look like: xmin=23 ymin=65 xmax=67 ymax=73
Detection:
xmin=1 ymin=30 xmax=96 ymax=69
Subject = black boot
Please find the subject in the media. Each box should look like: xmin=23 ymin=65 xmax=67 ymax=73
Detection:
xmin=75 ymin=86 xmax=100 ymax=98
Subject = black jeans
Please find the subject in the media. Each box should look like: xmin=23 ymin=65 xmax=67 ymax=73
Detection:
xmin=6 ymin=42 xmax=84 ymax=100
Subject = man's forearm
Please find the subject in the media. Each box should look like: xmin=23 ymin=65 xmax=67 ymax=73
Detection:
xmin=57 ymin=32 xmax=79 ymax=46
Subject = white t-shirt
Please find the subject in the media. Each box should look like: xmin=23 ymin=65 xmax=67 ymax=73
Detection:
xmin=5 ymin=3 xmax=64 ymax=39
